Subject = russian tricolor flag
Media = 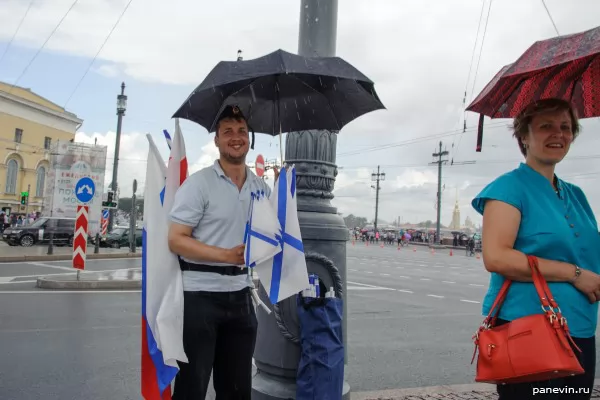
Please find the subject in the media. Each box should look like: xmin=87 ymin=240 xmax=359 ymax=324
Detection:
xmin=141 ymin=120 xmax=188 ymax=400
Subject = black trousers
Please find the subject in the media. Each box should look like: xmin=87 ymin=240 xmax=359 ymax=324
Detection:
xmin=495 ymin=318 xmax=596 ymax=400
xmin=173 ymin=288 xmax=257 ymax=400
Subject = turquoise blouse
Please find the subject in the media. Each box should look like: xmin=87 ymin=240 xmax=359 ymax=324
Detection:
xmin=472 ymin=163 xmax=600 ymax=338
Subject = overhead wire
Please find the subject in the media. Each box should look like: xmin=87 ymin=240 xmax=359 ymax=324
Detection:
xmin=541 ymin=0 xmax=560 ymax=35
xmin=0 ymin=0 xmax=35 ymax=66
xmin=469 ymin=0 xmax=494 ymax=104
xmin=451 ymin=0 xmax=487 ymax=159
xmin=63 ymin=0 xmax=135 ymax=109
xmin=8 ymin=0 xmax=80 ymax=94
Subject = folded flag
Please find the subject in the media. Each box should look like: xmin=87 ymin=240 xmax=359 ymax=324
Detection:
xmin=141 ymin=132 xmax=187 ymax=400
xmin=254 ymin=165 xmax=310 ymax=304
xmin=244 ymin=190 xmax=282 ymax=267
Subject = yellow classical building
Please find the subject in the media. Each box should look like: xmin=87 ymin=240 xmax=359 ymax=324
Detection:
xmin=0 ymin=81 xmax=83 ymax=216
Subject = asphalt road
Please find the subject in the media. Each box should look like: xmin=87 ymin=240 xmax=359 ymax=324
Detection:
xmin=0 ymin=244 xmax=598 ymax=399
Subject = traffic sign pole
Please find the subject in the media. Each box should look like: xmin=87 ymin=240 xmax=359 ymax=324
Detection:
xmin=73 ymin=177 xmax=96 ymax=274
xmin=73 ymin=205 xmax=89 ymax=271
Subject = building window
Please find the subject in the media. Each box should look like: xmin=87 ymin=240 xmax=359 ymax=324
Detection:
xmin=44 ymin=137 xmax=51 ymax=150
xmin=14 ymin=128 xmax=23 ymax=143
xmin=5 ymin=159 xmax=18 ymax=194
xmin=36 ymin=166 xmax=46 ymax=197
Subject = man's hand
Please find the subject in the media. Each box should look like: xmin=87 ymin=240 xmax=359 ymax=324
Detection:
xmin=273 ymin=166 xmax=280 ymax=182
xmin=224 ymin=244 xmax=245 ymax=266
xmin=572 ymin=269 xmax=600 ymax=303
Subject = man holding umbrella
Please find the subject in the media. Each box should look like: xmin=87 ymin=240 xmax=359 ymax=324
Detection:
xmin=168 ymin=105 xmax=277 ymax=399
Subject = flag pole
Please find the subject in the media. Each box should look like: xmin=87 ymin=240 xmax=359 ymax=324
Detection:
xmin=279 ymin=123 xmax=284 ymax=166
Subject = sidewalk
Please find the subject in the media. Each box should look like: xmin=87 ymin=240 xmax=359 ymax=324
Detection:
xmin=353 ymin=380 xmax=600 ymax=399
xmin=0 ymin=242 xmax=140 ymax=262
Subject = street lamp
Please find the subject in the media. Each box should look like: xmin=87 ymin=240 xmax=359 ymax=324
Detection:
xmin=108 ymin=82 xmax=127 ymax=232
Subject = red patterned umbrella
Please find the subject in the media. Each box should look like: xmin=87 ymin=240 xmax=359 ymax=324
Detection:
xmin=467 ymin=25 xmax=600 ymax=152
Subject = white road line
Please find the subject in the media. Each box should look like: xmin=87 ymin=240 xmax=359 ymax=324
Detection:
xmin=396 ymin=266 xmax=404 ymax=269
xmin=419 ymin=264 xmax=427 ymax=267
xmin=420 ymin=278 xmax=431 ymax=281
xmin=427 ymin=294 xmax=444 ymax=298
xmin=380 ymin=273 xmax=390 ymax=276
xmin=26 ymin=262 xmax=75 ymax=272
xmin=349 ymin=269 xmax=358 ymax=272
xmin=460 ymin=299 xmax=481 ymax=304
xmin=397 ymin=275 xmax=409 ymax=279
xmin=347 ymin=281 xmax=381 ymax=288
xmin=442 ymin=281 xmax=456 ymax=284
xmin=0 ymin=280 xmax=36 ymax=285
xmin=397 ymin=289 xmax=413 ymax=293
xmin=469 ymin=284 xmax=485 ymax=287
xmin=348 ymin=286 xmax=395 ymax=291
xmin=366 ymin=271 xmax=373 ymax=274
xmin=0 ymin=290 xmax=141 ymax=294
xmin=0 ymin=277 xmax=14 ymax=283
xmin=450 ymin=267 xmax=460 ymax=269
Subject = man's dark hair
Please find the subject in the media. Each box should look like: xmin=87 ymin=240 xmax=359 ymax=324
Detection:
xmin=215 ymin=105 xmax=247 ymax=136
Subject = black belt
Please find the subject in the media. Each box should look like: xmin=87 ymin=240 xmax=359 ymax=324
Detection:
xmin=179 ymin=259 xmax=247 ymax=276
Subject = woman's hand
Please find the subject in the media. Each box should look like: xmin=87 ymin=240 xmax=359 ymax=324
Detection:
xmin=572 ymin=269 xmax=600 ymax=303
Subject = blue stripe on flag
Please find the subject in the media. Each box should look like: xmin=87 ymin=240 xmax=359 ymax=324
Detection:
xmin=282 ymin=232 xmax=303 ymax=252
xmin=159 ymin=187 xmax=165 ymax=206
xmin=142 ymin=226 xmax=178 ymax=394
xmin=163 ymin=130 xmax=172 ymax=150
xmin=270 ymin=169 xmax=288 ymax=303
xmin=250 ymin=229 xmax=280 ymax=247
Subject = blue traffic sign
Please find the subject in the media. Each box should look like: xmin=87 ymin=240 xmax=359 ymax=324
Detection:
xmin=102 ymin=209 xmax=109 ymax=219
xmin=75 ymin=177 xmax=96 ymax=204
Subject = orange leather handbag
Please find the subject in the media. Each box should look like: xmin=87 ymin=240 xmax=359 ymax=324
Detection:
xmin=471 ymin=255 xmax=585 ymax=384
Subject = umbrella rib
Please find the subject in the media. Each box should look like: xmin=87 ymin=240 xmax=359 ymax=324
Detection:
xmin=207 ymin=78 xmax=264 ymax=132
xmin=287 ymin=75 xmax=342 ymax=131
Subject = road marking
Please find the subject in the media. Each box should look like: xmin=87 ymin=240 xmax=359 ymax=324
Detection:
xmin=380 ymin=273 xmax=390 ymax=276
xmin=366 ymin=271 xmax=373 ymax=274
xmin=0 ymin=280 xmax=37 ymax=285
xmin=0 ymin=267 xmax=141 ymax=281
xmin=349 ymin=269 xmax=358 ymax=272
xmin=348 ymin=286 xmax=395 ymax=291
xmin=450 ymin=267 xmax=460 ymax=269
xmin=396 ymin=266 xmax=404 ymax=269
xmin=346 ymin=281 xmax=396 ymax=291
xmin=460 ymin=299 xmax=481 ymax=304
xmin=26 ymin=262 xmax=75 ymax=272
xmin=420 ymin=278 xmax=431 ymax=281
xmin=0 ymin=290 xmax=141 ymax=294
xmin=0 ymin=277 xmax=14 ymax=283
xmin=442 ymin=281 xmax=456 ymax=284
xmin=397 ymin=289 xmax=413 ymax=293
xmin=419 ymin=264 xmax=427 ymax=267
xmin=427 ymin=294 xmax=444 ymax=298
xmin=397 ymin=275 xmax=409 ymax=279
xmin=469 ymin=284 xmax=485 ymax=287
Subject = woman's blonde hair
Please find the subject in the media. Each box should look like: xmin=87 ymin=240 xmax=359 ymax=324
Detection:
xmin=512 ymin=98 xmax=581 ymax=157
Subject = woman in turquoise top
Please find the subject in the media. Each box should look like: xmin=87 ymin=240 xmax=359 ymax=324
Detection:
xmin=472 ymin=98 xmax=600 ymax=400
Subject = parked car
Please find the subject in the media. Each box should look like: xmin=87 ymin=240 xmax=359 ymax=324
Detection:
xmin=1 ymin=217 xmax=76 ymax=247
xmin=96 ymin=226 xmax=142 ymax=249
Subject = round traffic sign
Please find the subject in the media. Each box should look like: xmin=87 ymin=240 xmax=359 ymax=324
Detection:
xmin=255 ymin=154 xmax=265 ymax=177
xmin=75 ymin=177 xmax=96 ymax=204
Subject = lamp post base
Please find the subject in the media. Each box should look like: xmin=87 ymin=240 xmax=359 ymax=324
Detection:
xmin=252 ymin=370 xmax=350 ymax=400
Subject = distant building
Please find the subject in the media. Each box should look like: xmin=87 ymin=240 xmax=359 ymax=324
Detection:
xmin=465 ymin=215 xmax=474 ymax=229
xmin=0 ymin=81 xmax=83 ymax=215
xmin=448 ymin=199 xmax=461 ymax=230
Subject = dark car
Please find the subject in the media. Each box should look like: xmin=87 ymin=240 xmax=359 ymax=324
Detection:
xmin=96 ymin=226 xmax=142 ymax=249
xmin=1 ymin=217 xmax=76 ymax=247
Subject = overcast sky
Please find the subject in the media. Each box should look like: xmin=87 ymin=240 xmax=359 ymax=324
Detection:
xmin=1 ymin=0 xmax=599 ymax=226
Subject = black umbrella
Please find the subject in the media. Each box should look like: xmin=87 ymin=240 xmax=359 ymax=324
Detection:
xmin=172 ymin=49 xmax=385 ymax=139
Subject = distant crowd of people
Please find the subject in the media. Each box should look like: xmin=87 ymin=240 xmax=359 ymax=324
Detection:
xmin=0 ymin=211 xmax=40 ymax=232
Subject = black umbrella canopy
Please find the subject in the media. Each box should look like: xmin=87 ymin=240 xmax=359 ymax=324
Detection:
xmin=172 ymin=49 xmax=385 ymax=135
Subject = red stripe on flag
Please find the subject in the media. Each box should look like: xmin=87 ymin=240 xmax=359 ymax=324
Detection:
xmin=180 ymin=157 xmax=188 ymax=185
xmin=141 ymin=316 xmax=172 ymax=400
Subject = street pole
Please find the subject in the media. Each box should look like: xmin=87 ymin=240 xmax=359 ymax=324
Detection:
xmin=129 ymin=179 xmax=137 ymax=253
xmin=253 ymin=1 xmax=350 ymax=399
xmin=24 ymin=183 xmax=30 ymax=218
xmin=108 ymin=82 xmax=127 ymax=232
xmin=430 ymin=141 xmax=448 ymax=245
xmin=371 ymin=166 xmax=385 ymax=233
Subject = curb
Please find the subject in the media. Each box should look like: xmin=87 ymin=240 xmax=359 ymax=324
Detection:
xmin=352 ymin=380 xmax=600 ymax=400
xmin=36 ymin=277 xmax=142 ymax=290
xmin=0 ymin=252 xmax=141 ymax=263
